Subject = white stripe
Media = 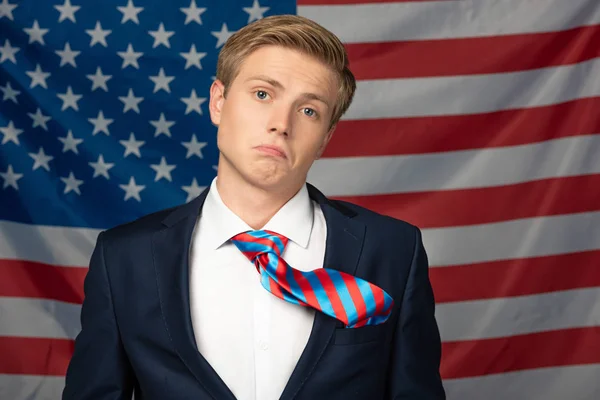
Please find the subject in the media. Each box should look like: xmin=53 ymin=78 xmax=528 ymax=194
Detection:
xmin=0 ymin=220 xmax=99 ymax=267
xmin=309 ymin=135 xmax=600 ymax=195
xmin=0 ymin=374 xmax=65 ymax=400
xmin=299 ymin=0 xmax=600 ymax=43
xmin=437 ymin=287 xmax=600 ymax=341
xmin=443 ymin=364 xmax=600 ymax=400
xmin=0 ymin=297 xmax=81 ymax=340
xmin=342 ymin=58 xmax=600 ymax=120
xmin=422 ymin=211 xmax=600 ymax=267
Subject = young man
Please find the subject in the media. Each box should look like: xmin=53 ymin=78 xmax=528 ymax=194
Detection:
xmin=63 ymin=15 xmax=445 ymax=400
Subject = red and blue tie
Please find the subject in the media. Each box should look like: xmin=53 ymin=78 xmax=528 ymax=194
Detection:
xmin=231 ymin=230 xmax=394 ymax=328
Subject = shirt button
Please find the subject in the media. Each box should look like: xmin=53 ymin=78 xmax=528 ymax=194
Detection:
xmin=259 ymin=341 xmax=269 ymax=351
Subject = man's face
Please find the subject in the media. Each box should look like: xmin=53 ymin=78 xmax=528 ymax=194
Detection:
xmin=209 ymin=45 xmax=338 ymax=192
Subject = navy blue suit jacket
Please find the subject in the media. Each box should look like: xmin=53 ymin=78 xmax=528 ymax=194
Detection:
xmin=63 ymin=183 xmax=445 ymax=399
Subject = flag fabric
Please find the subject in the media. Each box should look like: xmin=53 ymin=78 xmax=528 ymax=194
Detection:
xmin=1 ymin=0 xmax=599 ymax=398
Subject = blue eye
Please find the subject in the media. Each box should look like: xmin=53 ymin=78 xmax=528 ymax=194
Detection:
xmin=256 ymin=90 xmax=268 ymax=100
xmin=303 ymin=108 xmax=316 ymax=118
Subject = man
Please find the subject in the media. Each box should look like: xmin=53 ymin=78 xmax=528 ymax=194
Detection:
xmin=63 ymin=14 xmax=445 ymax=400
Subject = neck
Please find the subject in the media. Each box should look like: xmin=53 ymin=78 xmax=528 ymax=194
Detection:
xmin=215 ymin=160 xmax=303 ymax=230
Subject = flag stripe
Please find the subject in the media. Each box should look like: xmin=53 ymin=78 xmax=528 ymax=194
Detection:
xmin=436 ymin=287 xmax=600 ymax=341
xmin=325 ymin=97 xmax=600 ymax=158
xmin=441 ymin=327 xmax=600 ymax=379
xmin=333 ymin=174 xmax=600 ymax=229
xmin=0 ymin=374 xmax=65 ymax=400
xmin=346 ymin=24 xmax=600 ymax=80
xmin=299 ymin=0 xmax=600 ymax=43
xmin=0 ymin=337 xmax=73 ymax=376
xmin=430 ymin=250 xmax=600 ymax=303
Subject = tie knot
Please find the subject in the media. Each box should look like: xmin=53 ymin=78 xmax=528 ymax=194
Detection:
xmin=230 ymin=230 xmax=289 ymax=262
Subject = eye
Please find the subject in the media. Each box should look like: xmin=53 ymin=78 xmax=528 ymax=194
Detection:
xmin=302 ymin=108 xmax=317 ymax=118
xmin=255 ymin=90 xmax=269 ymax=100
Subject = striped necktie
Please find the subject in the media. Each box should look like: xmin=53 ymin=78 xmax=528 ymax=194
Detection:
xmin=231 ymin=230 xmax=394 ymax=328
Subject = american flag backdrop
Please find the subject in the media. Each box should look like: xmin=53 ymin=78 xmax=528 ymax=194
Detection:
xmin=1 ymin=0 xmax=599 ymax=398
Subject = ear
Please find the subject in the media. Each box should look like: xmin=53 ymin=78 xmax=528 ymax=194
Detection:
xmin=316 ymin=125 xmax=336 ymax=159
xmin=209 ymin=79 xmax=226 ymax=126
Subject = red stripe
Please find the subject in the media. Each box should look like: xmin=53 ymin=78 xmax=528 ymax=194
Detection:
xmin=0 ymin=259 xmax=86 ymax=304
xmin=0 ymin=336 xmax=74 ymax=375
xmin=324 ymin=97 xmax=600 ymax=158
xmin=441 ymin=327 xmax=600 ymax=379
xmin=314 ymin=270 xmax=349 ymax=324
xmin=431 ymin=250 xmax=600 ymax=303
xmin=345 ymin=25 xmax=600 ymax=80
xmin=340 ymin=274 xmax=368 ymax=323
xmin=298 ymin=0 xmax=427 ymax=4
xmin=292 ymin=268 xmax=320 ymax=309
xmin=334 ymin=174 xmax=600 ymax=229
xmin=369 ymin=282 xmax=386 ymax=315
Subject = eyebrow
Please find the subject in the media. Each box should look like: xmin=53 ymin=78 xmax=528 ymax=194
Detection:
xmin=244 ymin=75 xmax=331 ymax=109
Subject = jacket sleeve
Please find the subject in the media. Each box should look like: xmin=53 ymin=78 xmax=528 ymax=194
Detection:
xmin=63 ymin=231 xmax=135 ymax=399
xmin=385 ymin=226 xmax=446 ymax=399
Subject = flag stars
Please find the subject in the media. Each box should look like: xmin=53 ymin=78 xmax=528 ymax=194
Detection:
xmin=180 ymin=44 xmax=206 ymax=70
xmin=89 ymin=154 xmax=115 ymax=179
xmin=26 ymin=64 xmax=51 ymax=89
xmin=119 ymin=133 xmax=145 ymax=157
xmin=182 ymin=178 xmax=205 ymax=202
xmin=61 ymin=171 xmax=84 ymax=195
xmin=57 ymin=86 xmax=82 ymax=111
xmin=243 ymin=0 xmax=269 ymax=23
xmin=149 ymin=67 xmax=174 ymax=93
xmin=211 ymin=23 xmax=235 ymax=48
xmin=55 ymin=42 xmax=80 ymax=67
xmin=58 ymin=130 xmax=83 ymax=154
xmin=54 ymin=0 xmax=80 ymax=23
xmin=150 ymin=156 xmax=176 ymax=182
xmin=1 ymin=121 xmax=23 ymax=145
xmin=150 ymin=113 xmax=175 ymax=137
xmin=149 ymin=23 xmax=175 ymax=48
xmin=86 ymin=67 xmax=112 ymax=91
xmin=24 ymin=20 xmax=49 ymax=45
xmin=29 ymin=147 xmax=54 ymax=171
xmin=0 ymin=39 xmax=19 ymax=63
xmin=118 ymin=88 xmax=144 ymax=113
xmin=28 ymin=108 xmax=52 ymax=130
xmin=181 ymin=89 xmax=206 ymax=115
xmin=0 ymin=0 xmax=18 ymax=21
xmin=86 ymin=21 xmax=111 ymax=47
xmin=117 ymin=0 xmax=143 ymax=24
xmin=182 ymin=134 xmax=207 ymax=159
xmin=1 ymin=81 xmax=20 ymax=103
xmin=180 ymin=0 xmax=206 ymax=25
xmin=117 ymin=43 xmax=143 ymax=69
xmin=1 ymin=165 xmax=23 ymax=190
xmin=120 ymin=176 xmax=145 ymax=201
xmin=88 ymin=110 xmax=113 ymax=135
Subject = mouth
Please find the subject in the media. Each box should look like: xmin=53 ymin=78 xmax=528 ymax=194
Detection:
xmin=255 ymin=144 xmax=287 ymax=159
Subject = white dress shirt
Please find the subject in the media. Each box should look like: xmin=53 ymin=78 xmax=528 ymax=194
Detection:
xmin=189 ymin=178 xmax=327 ymax=400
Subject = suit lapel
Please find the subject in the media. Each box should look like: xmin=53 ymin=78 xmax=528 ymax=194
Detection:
xmin=279 ymin=183 xmax=366 ymax=400
xmin=152 ymin=188 xmax=237 ymax=400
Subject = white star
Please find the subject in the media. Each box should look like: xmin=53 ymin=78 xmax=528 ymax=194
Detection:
xmin=150 ymin=113 xmax=175 ymax=137
xmin=119 ymin=133 xmax=145 ymax=157
xmin=211 ymin=23 xmax=235 ymax=49
xmin=180 ymin=89 xmax=206 ymax=115
xmin=182 ymin=134 xmax=207 ymax=159
xmin=118 ymin=88 xmax=143 ymax=113
xmin=148 ymin=23 xmax=175 ymax=48
xmin=23 ymin=20 xmax=49 ymax=45
xmin=86 ymin=21 xmax=111 ymax=47
xmin=1 ymin=81 xmax=20 ymax=103
xmin=180 ymin=0 xmax=206 ymax=25
xmin=1 ymin=165 xmax=23 ymax=190
xmin=180 ymin=44 xmax=206 ymax=70
xmin=149 ymin=67 xmax=174 ymax=93
xmin=117 ymin=0 xmax=143 ymax=24
xmin=1 ymin=120 xmax=23 ymax=145
xmin=61 ymin=171 xmax=84 ymax=195
xmin=88 ymin=110 xmax=113 ymax=136
xmin=57 ymin=86 xmax=82 ymax=111
xmin=0 ymin=39 xmax=19 ymax=63
xmin=28 ymin=147 xmax=54 ymax=171
xmin=243 ymin=0 xmax=269 ymax=23
xmin=89 ymin=154 xmax=115 ymax=179
xmin=0 ymin=0 xmax=17 ymax=21
xmin=28 ymin=108 xmax=52 ymax=130
xmin=26 ymin=64 xmax=51 ymax=89
xmin=117 ymin=43 xmax=143 ymax=69
xmin=120 ymin=176 xmax=145 ymax=201
xmin=182 ymin=178 xmax=205 ymax=202
xmin=150 ymin=156 xmax=176 ymax=182
xmin=55 ymin=42 xmax=80 ymax=67
xmin=86 ymin=67 xmax=112 ymax=91
xmin=54 ymin=0 xmax=80 ymax=23
xmin=58 ymin=130 xmax=83 ymax=154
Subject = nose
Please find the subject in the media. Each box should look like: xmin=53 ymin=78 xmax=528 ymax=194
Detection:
xmin=267 ymin=106 xmax=292 ymax=137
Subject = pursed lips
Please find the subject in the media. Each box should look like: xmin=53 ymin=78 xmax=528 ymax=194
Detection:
xmin=255 ymin=144 xmax=287 ymax=159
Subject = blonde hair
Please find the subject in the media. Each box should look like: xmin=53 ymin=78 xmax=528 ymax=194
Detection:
xmin=216 ymin=14 xmax=356 ymax=131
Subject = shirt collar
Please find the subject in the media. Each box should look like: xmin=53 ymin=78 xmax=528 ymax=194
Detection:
xmin=201 ymin=178 xmax=313 ymax=250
